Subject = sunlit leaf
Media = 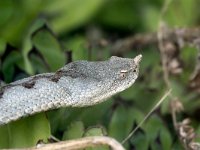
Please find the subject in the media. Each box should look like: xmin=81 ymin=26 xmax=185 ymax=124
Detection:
xmin=64 ymin=36 xmax=88 ymax=61
xmin=44 ymin=0 xmax=106 ymax=33
xmin=32 ymin=28 xmax=65 ymax=71
xmin=0 ymin=113 xmax=50 ymax=148
xmin=84 ymin=126 xmax=106 ymax=137
xmin=22 ymin=18 xmax=46 ymax=75
xmin=62 ymin=121 xmax=84 ymax=140
xmin=84 ymin=126 xmax=109 ymax=150
xmin=165 ymin=0 xmax=198 ymax=26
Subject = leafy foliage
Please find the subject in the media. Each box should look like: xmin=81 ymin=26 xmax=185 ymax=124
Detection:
xmin=0 ymin=0 xmax=200 ymax=149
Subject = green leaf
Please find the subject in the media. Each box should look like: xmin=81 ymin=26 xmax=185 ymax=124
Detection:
xmin=195 ymin=125 xmax=200 ymax=143
xmin=64 ymin=35 xmax=88 ymax=61
xmin=160 ymin=128 xmax=172 ymax=150
xmin=142 ymin=6 xmax=160 ymax=31
xmin=108 ymin=106 xmax=144 ymax=149
xmin=0 ymin=125 xmax=9 ymax=148
xmin=44 ymin=0 xmax=105 ymax=33
xmin=2 ymin=51 xmax=22 ymax=82
xmin=179 ymin=46 xmax=197 ymax=83
xmin=48 ymin=98 xmax=113 ymax=133
xmin=143 ymin=114 xmax=172 ymax=149
xmin=84 ymin=126 xmax=109 ymax=150
xmin=0 ymin=0 xmax=13 ymax=27
xmin=84 ymin=126 xmax=106 ymax=137
xmin=22 ymin=18 xmax=46 ymax=75
xmin=62 ymin=121 xmax=84 ymax=140
xmin=0 ymin=38 xmax=6 ymax=55
xmin=29 ymin=54 xmax=49 ymax=73
xmin=32 ymin=28 xmax=65 ymax=71
xmin=96 ymin=0 xmax=138 ymax=30
xmin=0 ymin=113 xmax=50 ymax=148
xmin=144 ymin=115 xmax=162 ymax=141
xmin=0 ymin=0 xmax=43 ymax=46
xmin=76 ymin=99 xmax=113 ymax=126
xmin=165 ymin=0 xmax=198 ymax=26
xmin=130 ymin=131 xmax=149 ymax=150
xmin=108 ymin=106 xmax=133 ymax=142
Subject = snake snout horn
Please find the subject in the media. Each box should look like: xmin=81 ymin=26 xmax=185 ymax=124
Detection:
xmin=133 ymin=54 xmax=142 ymax=64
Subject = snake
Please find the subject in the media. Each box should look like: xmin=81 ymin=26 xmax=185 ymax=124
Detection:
xmin=0 ymin=55 xmax=142 ymax=125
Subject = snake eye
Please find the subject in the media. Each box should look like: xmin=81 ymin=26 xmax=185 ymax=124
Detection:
xmin=120 ymin=70 xmax=128 ymax=79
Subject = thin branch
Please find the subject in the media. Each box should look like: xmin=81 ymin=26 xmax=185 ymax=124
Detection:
xmin=8 ymin=136 xmax=125 ymax=150
xmin=121 ymin=89 xmax=171 ymax=144
xmin=111 ymin=27 xmax=200 ymax=55
xmin=158 ymin=22 xmax=171 ymax=89
xmin=157 ymin=0 xmax=173 ymax=89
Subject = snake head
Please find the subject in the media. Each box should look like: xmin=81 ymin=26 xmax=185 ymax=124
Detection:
xmin=107 ymin=54 xmax=142 ymax=93
xmin=64 ymin=54 xmax=142 ymax=106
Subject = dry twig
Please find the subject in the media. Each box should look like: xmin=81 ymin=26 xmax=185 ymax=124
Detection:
xmin=7 ymin=136 xmax=125 ymax=150
xmin=122 ymin=89 xmax=171 ymax=144
xmin=111 ymin=27 xmax=200 ymax=55
xmin=157 ymin=0 xmax=200 ymax=149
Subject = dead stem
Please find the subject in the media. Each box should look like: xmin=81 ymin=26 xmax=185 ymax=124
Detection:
xmin=6 ymin=136 xmax=125 ymax=150
xmin=121 ymin=89 xmax=171 ymax=144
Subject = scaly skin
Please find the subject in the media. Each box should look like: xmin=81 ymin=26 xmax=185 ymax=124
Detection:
xmin=0 ymin=55 xmax=142 ymax=125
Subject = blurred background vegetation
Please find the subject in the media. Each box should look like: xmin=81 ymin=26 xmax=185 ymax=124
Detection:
xmin=0 ymin=0 xmax=200 ymax=149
